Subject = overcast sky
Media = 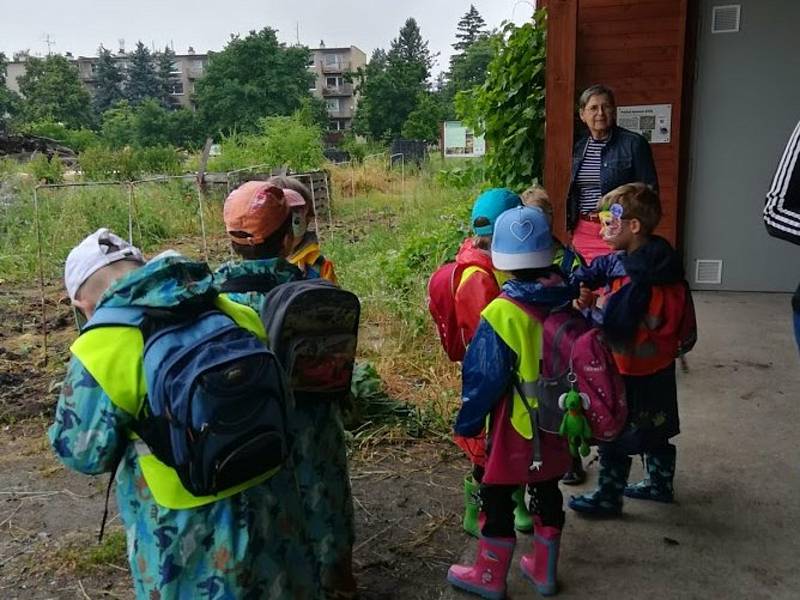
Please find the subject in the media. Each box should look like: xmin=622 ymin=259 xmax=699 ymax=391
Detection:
xmin=0 ymin=0 xmax=535 ymax=74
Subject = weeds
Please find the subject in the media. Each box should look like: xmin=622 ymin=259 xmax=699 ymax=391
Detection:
xmin=0 ymin=179 xmax=225 ymax=282
xmin=50 ymin=530 xmax=128 ymax=576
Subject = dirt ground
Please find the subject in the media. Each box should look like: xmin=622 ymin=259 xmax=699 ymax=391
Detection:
xmin=0 ymin=282 xmax=469 ymax=600
xmin=2 ymin=284 xmax=799 ymax=600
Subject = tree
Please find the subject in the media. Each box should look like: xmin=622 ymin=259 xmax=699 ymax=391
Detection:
xmin=100 ymin=101 xmax=136 ymax=148
xmin=453 ymin=4 xmax=488 ymax=53
xmin=450 ymin=34 xmax=496 ymax=93
xmin=194 ymin=28 xmax=315 ymax=135
xmin=155 ymin=47 xmax=179 ymax=110
xmin=100 ymin=100 xmax=202 ymax=149
xmin=93 ymin=47 xmax=125 ymax=114
xmin=401 ymin=91 xmax=445 ymax=140
xmin=17 ymin=55 xmax=93 ymax=129
xmin=388 ymin=18 xmax=434 ymax=80
xmin=456 ymin=14 xmax=547 ymax=189
xmin=352 ymin=19 xmax=434 ymax=139
xmin=133 ymin=98 xmax=172 ymax=146
xmin=126 ymin=41 xmax=160 ymax=105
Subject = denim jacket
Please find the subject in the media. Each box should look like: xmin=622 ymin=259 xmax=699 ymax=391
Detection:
xmin=567 ymin=125 xmax=659 ymax=231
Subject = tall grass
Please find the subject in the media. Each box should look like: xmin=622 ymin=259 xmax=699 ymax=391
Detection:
xmin=325 ymin=163 xmax=485 ymax=434
xmin=0 ymin=179 xmax=226 ymax=283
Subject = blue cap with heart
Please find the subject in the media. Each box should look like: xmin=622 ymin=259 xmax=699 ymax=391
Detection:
xmin=471 ymin=188 xmax=522 ymax=236
xmin=491 ymin=206 xmax=553 ymax=271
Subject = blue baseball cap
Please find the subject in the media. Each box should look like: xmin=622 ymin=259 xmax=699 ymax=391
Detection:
xmin=491 ymin=206 xmax=553 ymax=271
xmin=471 ymin=188 xmax=521 ymax=236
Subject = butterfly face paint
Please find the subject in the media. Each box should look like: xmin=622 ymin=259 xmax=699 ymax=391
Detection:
xmin=599 ymin=203 xmax=625 ymax=241
xmin=292 ymin=210 xmax=308 ymax=239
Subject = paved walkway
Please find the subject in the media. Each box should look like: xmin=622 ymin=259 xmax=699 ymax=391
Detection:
xmin=444 ymin=292 xmax=800 ymax=600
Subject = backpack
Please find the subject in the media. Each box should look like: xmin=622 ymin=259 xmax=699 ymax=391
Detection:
xmin=427 ymin=262 xmax=471 ymax=362
xmin=217 ymin=259 xmax=302 ymax=295
xmin=83 ymin=302 xmax=292 ymax=499
xmin=261 ymin=279 xmax=360 ymax=400
xmin=502 ymin=298 xmax=627 ymax=443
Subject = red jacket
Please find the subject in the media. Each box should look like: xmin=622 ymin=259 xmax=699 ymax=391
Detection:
xmin=454 ymin=239 xmax=505 ymax=346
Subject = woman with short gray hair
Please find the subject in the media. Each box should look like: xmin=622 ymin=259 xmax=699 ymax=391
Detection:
xmin=567 ymin=84 xmax=659 ymax=263
xmin=561 ymin=84 xmax=659 ymax=486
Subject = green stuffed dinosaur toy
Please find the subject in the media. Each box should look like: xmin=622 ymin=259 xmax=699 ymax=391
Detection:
xmin=558 ymin=388 xmax=592 ymax=458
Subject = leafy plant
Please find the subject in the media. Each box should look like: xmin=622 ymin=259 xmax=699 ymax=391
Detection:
xmin=28 ymin=153 xmax=64 ymax=184
xmin=79 ymin=145 xmax=182 ymax=181
xmin=456 ymin=11 xmax=547 ymax=189
xmin=435 ymin=162 xmax=487 ymax=189
xmin=22 ymin=120 xmax=99 ymax=152
xmin=206 ymin=110 xmax=325 ymax=172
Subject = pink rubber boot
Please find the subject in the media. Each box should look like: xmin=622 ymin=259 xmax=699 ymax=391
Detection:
xmin=447 ymin=536 xmax=515 ymax=600
xmin=520 ymin=517 xmax=561 ymax=596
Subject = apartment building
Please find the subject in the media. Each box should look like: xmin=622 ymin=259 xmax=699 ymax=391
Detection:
xmin=308 ymin=46 xmax=367 ymax=132
xmin=4 ymin=48 xmax=208 ymax=110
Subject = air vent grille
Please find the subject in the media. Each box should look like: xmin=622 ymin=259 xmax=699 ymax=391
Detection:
xmin=712 ymin=5 xmax=741 ymax=33
xmin=695 ymin=259 xmax=723 ymax=285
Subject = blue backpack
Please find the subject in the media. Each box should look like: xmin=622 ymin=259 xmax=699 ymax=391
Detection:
xmin=83 ymin=302 xmax=292 ymax=499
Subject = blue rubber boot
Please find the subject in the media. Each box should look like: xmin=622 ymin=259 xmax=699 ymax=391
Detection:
xmin=568 ymin=453 xmax=631 ymax=516
xmin=625 ymin=444 xmax=676 ymax=503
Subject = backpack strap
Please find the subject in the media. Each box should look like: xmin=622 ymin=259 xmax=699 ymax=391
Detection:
xmin=560 ymin=246 xmax=576 ymax=274
xmin=512 ymin=377 xmax=543 ymax=471
xmin=82 ymin=306 xmax=146 ymax=331
xmin=219 ymin=274 xmax=282 ymax=294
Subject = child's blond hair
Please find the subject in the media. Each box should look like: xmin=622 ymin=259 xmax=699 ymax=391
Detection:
xmin=602 ymin=183 xmax=662 ymax=234
xmin=521 ymin=184 xmax=553 ymax=227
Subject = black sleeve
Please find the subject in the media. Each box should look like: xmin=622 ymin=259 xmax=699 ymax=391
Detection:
xmin=764 ymin=119 xmax=800 ymax=245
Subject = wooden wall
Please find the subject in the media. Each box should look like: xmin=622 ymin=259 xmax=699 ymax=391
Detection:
xmin=544 ymin=0 xmax=690 ymax=244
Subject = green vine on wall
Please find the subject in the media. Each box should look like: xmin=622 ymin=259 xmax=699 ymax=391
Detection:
xmin=455 ymin=9 xmax=547 ymax=190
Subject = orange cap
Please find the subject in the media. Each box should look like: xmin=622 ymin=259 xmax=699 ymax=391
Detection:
xmin=223 ymin=181 xmax=289 ymax=246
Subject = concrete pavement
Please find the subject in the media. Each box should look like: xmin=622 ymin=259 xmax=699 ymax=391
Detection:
xmin=443 ymin=292 xmax=800 ymax=600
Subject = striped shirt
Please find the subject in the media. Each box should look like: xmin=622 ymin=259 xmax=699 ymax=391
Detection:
xmin=764 ymin=118 xmax=800 ymax=244
xmin=575 ymin=138 xmax=607 ymax=213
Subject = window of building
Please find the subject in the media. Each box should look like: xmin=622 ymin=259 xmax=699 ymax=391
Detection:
xmin=328 ymin=119 xmax=350 ymax=131
xmin=169 ymin=81 xmax=185 ymax=96
xmin=193 ymin=60 xmax=204 ymax=72
xmin=326 ymin=76 xmax=339 ymax=88
xmin=170 ymin=61 xmax=182 ymax=74
xmin=326 ymin=98 xmax=340 ymax=112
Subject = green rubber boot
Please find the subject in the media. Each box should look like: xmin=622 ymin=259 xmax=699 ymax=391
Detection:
xmin=463 ymin=475 xmax=481 ymax=537
xmin=512 ymin=487 xmax=533 ymax=533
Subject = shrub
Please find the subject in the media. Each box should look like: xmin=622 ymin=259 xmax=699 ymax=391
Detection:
xmin=23 ymin=120 xmax=99 ymax=152
xmin=28 ymin=153 xmax=64 ymax=184
xmin=134 ymin=146 xmax=182 ymax=176
xmin=206 ymin=110 xmax=325 ymax=172
xmin=435 ymin=161 xmax=487 ymax=189
xmin=80 ymin=145 xmax=182 ymax=181
xmin=340 ymin=134 xmax=386 ymax=163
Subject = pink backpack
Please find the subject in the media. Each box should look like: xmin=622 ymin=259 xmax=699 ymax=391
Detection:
xmin=427 ymin=262 xmax=469 ymax=362
xmin=502 ymin=298 xmax=627 ymax=443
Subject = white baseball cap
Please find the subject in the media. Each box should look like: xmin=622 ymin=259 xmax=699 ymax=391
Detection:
xmin=64 ymin=228 xmax=144 ymax=301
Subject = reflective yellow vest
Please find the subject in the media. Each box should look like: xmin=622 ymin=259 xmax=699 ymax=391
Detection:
xmin=480 ymin=296 xmax=544 ymax=440
xmin=458 ymin=265 xmax=512 ymax=291
xmin=71 ymin=295 xmax=274 ymax=510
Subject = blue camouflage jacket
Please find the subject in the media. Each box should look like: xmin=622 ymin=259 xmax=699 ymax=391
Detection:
xmin=49 ymin=254 xmax=321 ymax=600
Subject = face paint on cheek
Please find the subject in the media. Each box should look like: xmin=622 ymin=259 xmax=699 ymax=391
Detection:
xmin=292 ymin=212 xmax=307 ymax=238
xmin=599 ymin=203 xmax=625 ymax=241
